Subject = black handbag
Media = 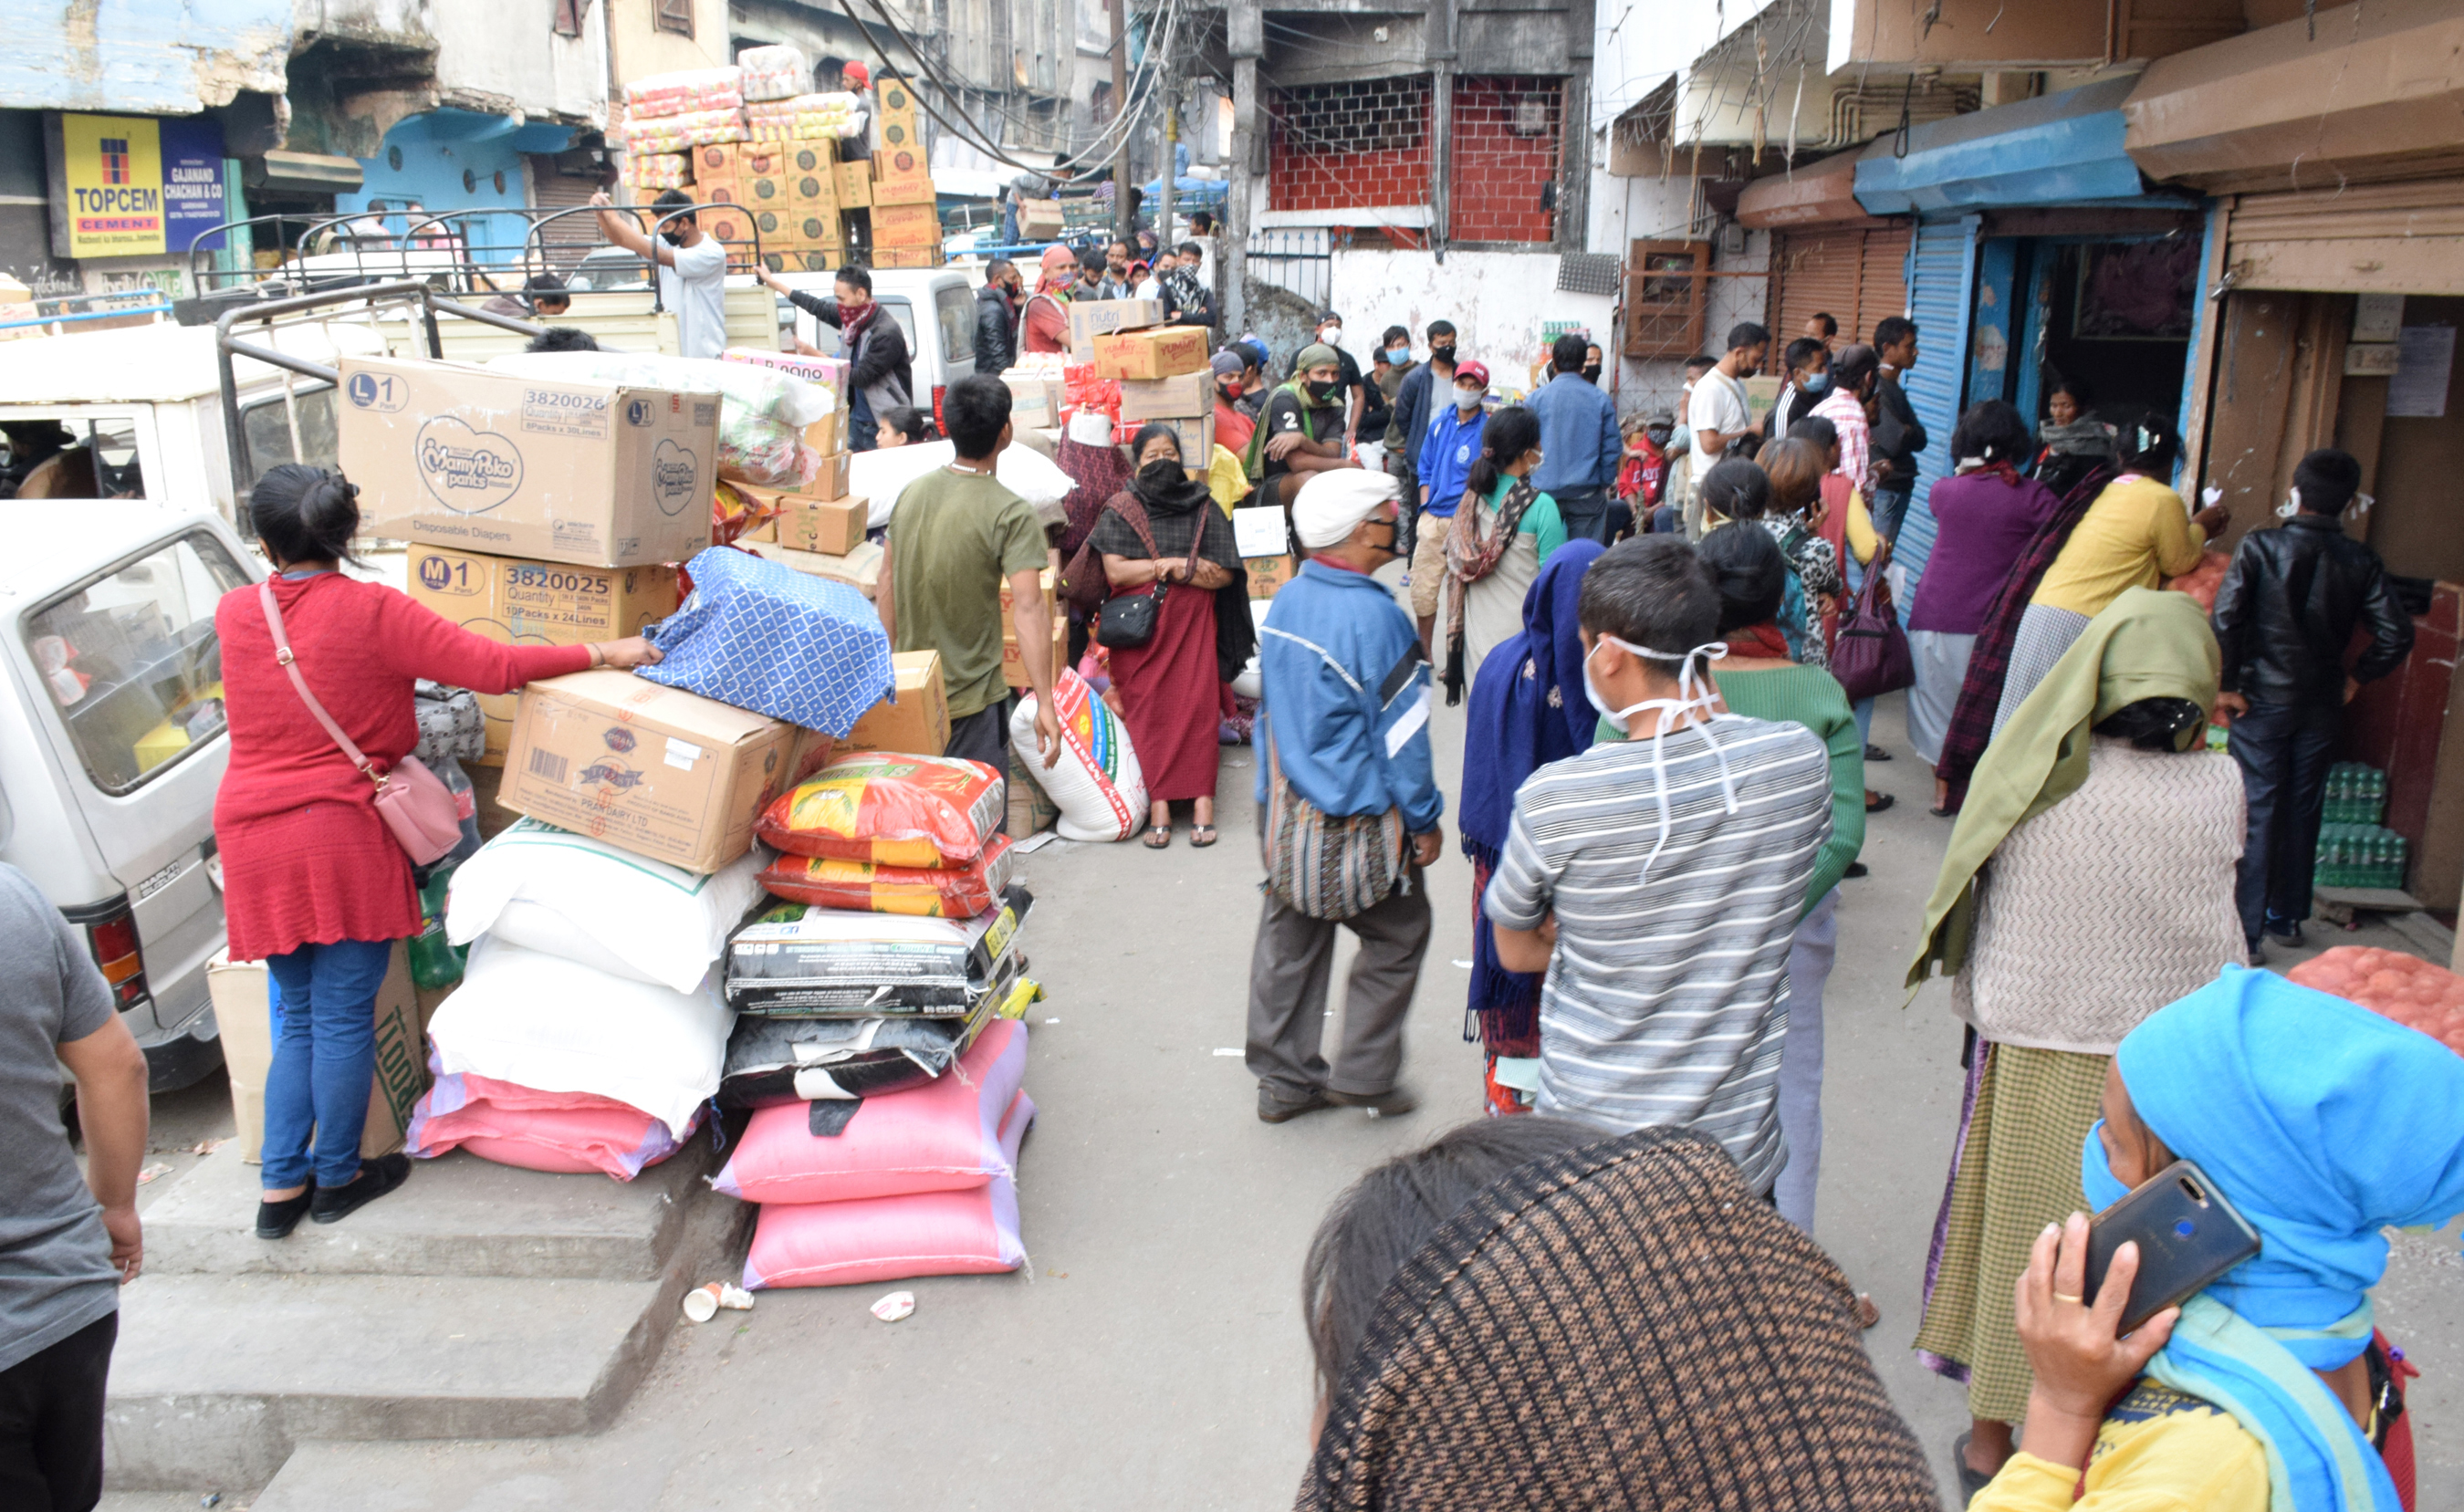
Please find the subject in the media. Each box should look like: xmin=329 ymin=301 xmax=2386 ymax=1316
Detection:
xmin=1093 ymin=499 xmax=1203 ymax=650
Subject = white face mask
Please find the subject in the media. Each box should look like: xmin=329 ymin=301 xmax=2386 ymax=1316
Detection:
xmin=1455 ymin=388 xmax=1484 ymax=412
xmin=1582 ymin=635 xmax=1739 ymax=884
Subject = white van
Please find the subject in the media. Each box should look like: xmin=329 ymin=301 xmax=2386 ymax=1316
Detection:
xmin=0 ymin=505 xmax=257 ymax=1089
xmin=771 ymin=267 xmax=980 ymax=425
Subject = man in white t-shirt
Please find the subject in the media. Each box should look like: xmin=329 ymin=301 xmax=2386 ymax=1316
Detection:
xmin=1684 ymin=321 xmax=1768 ymax=537
xmin=591 ymin=189 xmax=728 ymax=360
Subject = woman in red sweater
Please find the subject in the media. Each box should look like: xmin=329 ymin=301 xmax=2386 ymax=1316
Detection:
xmin=217 ymin=466 xmax=661 ymax=1238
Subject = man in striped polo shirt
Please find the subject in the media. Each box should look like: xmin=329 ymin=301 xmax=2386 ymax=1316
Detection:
xmin=1486 ymin=537 xmax=1832 ymax=1194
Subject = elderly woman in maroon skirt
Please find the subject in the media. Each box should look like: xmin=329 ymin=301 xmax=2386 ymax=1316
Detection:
xmin=1091 ymin=423 xmax=1248 ymax=848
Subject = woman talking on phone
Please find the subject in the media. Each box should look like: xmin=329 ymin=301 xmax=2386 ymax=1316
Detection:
xmin=1904 ymin=588 xmax=2245 ymax=1496
xmin=215 ymin=466 xmax=662 ymax=1240
xmin=1971 ymin=965 xmax=2459 ymax=1509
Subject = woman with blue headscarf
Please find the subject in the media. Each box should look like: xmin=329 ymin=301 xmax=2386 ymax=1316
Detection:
xmin=1976 ymin=964 xmax=2458 ymax=1512
xmin=1458 ymin=539 xmax=1603 ymax=1115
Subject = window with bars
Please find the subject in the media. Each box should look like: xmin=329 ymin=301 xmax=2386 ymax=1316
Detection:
xmin=654 ymin=0 xmax=693 ymax=37
xmin=1450 ymin=77 xmax=1561 ymax=245
xmin=1267 ymin=76 xmax=1432 ymax=214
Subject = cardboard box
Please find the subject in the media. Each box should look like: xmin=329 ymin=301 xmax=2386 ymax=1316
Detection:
xmin=1000 ymin=606 xmax=1069 ymax=690
xmin=787 ymin=141 xmax=836 ymax=176
xmin=1246 ymin=554 xmax=1297 ymax=599
xmin=1017 ymin=198 xmax=1063 ymax=238
xmin=701 ymin=204 xmax=750 ymax=247
xmin=835 ymin=163 xmax=872 ymax=207
xmin=1147 ymin=413 xmax=1216 ymax=467
xmin=872 ymin=173 xmax=935 ymax=207
xmin=803 ymin=449 xmax=852 ymax=501
xmin=745 ymin=172 xmax=789 ymax=208
xmin=841 ymin=650 xmax=949 ymax=756
xmin=876 ymin=79 xmax=922 ymax=149
xmin=997 ymin=567 xmax=1059 ymax=614
xmin=752 ymin=207 xmax=793 ymax=248
xmin=700 ymin=179 xmax=745 ymax=207
xmin=789 ymin=207 xmax=841 ymax=244
xmin=694 ymin=142 xmax=737 ymax=178
xmin=737 ymin=145 xmax=786 ymax=179
xmin=750 ymin=538 xmax=883 ymax=597
xmin=408 ymin=547 xmax=683 ymax=762
xmin=499 ymin=669 xmax=808 ymax=873
xmin=873 ymin=144 xmax=929 ymax=180
xmin=1002 ymin=374 xmax=1060 ymax=428
xmin=343 ymin=356 xmax=717 ymax=568
xmin=788 ymin=171 xmax=837 ymax=210
xmin=725 ymin=349 xmax=847 ymax=458
xmin=775 ymin=495 xmax=867 ymax=554
xmin=1093 ymin=326 xmax=1211 ymax=381
xmin=1067 ymin=297 xmax=1164 ymax=357
xmin=1116 ymin=369 xmax=1216 ymax=422
xmin=217 ymin=942 xmax=429 ymax=1164
xmin=876 ymin=246 xmax=943 ymax=269
xmin=872 ymin=202 xmax=940 ymax=247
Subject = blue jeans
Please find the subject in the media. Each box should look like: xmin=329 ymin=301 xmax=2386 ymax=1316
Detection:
xmin=1869 ymin=485 xmax=1913 ymax=544
xmin=1552 ymin=486 xmax=1613 ymax=544
xmin=2229 ymin=700 xmax=2340 ymax=944
xmin=261 ymin=938 xmax=395 ymax=1191
xmin=848 ymin=388 xmax=879 ymax=452
xmin=1774 ymin=888 xmax=1838 ymax=1233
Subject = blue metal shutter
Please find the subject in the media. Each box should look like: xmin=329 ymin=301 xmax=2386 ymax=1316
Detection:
xmin=1891 ymin=214 xmax=1979 ymax=619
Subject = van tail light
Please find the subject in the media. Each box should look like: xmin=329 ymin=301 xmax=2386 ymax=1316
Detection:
xmin=84 ymin=900 xmax=149 ymax=1010
xmin=932 ymin=384 xmax=946 ymax=433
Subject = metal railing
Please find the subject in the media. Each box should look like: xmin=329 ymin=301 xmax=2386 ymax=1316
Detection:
xmin=1246 ymin=227 xmax=1331 ymax=312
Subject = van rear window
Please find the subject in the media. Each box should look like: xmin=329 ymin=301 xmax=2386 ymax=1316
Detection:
xmin=26 ymin=532 xmax=248 ymax=794
xmin=240 ymin=386 xmax=341 ymax=490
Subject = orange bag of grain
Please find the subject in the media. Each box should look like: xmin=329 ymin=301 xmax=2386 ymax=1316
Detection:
xmin=758 ymin=834 xmax=1015 ymax=917
xmin=2288 ymin=946 xmax=2464 ymax=1056
xmin=756 ymin=754 xmax=1006 ymax=867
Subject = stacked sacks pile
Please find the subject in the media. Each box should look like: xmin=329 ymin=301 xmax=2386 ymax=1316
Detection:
xmin=623 ymin=152 xmax=693 ymax=192
xmin=710 ymin=752 xmax=1043 ymax=1287
xmin=735 ymin=45 xmax=812 ymax=103
xmin=620 ymin=109 xmax=751 ymax=157
xmin=744 ymin=92 xmax=865 ymax=143
xmin=405 ymin=549 xmax=898 ymax=1180
xmin=624 ymin=67 xmax=747 ymax=118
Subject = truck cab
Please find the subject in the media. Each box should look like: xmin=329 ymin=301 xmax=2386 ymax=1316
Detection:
xmin=770 ymin=267 xmax=979 ymax=428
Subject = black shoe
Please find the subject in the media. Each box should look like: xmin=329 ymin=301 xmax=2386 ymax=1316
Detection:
xmin=2248 ymin=938 xmax=2268 ymax=967
xmin=256 ymin=1184 xmax=316 ymax=1240
xmin=1864 ymin=792 xmax=1896 ymax=814
xmin=1865 ymin=744 xmax=1892 ymax=762
xmin=1327 ymin=1085 xmax=1420 ymax=1118
xmin=1258 ymin=1087 xmax=1331 ymax=1123
xmin=2265 ymin=919 xmax=2305 ymax=945
xmin=1844 ymin=860 xmax=1871 ymax=879
xmin=310 ymin=1153 xmax=411 ymax=1225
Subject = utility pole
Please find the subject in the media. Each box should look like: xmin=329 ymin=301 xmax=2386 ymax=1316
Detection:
xmin=1161 ymin=71 xmax=1178 ymax=258
xmin=1429 ymin=0 xmax=1455 ymax=256
xmin=1110 ymin=0 xmax=1133 ymax=245
xmin=1226 ymin=0 xmax=1258 ymax=337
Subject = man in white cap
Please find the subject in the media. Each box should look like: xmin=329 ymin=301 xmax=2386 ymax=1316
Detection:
xmin=1246 ymin=470 xmax=1443 ymax=1124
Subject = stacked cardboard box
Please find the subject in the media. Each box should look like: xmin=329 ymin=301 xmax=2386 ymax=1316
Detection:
xmin=997 ymin=568 xmax=1067 ymax=690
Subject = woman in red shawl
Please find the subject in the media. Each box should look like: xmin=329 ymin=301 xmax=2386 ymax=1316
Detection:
xmin=1020 ymin=245 xmax=1080 ymax=355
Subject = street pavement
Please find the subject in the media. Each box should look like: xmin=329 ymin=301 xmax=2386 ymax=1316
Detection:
xmin=105 ymin=568 xmax=2463 ymax=1511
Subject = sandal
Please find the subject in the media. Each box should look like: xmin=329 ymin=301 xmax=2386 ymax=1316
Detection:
xmin=1864 ymin=791 xmax=1895 ymax=814
xmin=1853 ymin=1292 xmax=1881 ymax=1330
xmin=1143 ymin=825 xmax=1174 ymax=849
xmin=1189 ymin=824 xmax=1218 ymax=848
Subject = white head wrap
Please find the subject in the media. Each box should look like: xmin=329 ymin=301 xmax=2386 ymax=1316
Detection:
xmin=1291 ymin=469 xmax=1402 ymax=549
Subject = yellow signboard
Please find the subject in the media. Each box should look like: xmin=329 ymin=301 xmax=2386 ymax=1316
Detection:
xmin=62 ymin=114 xmax=166 ymax=257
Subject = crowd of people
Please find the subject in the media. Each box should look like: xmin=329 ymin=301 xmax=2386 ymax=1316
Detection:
xmin=5 ymin=237 xmax=2452 ymax=1512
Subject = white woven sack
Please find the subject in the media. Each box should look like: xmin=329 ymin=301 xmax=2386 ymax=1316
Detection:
xmin=428 ymin=938 xmax=732 ymax=1139
xmin=445 ymin=819 xmax=769 ymax=994
xmin=1009 ymin=669 xmax=1147 ymax=842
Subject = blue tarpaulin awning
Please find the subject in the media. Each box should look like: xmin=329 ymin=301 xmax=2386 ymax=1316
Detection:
xmin=1853 ymin=76 xmax=2152 ymax=216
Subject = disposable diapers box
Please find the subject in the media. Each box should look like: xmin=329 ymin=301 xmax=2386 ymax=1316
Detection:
xmin=1116 ymin=370 xmax=1216 ymax=422
xmin=1092 ymin=327 xmax=1210 ymax=381
xmin=342 ymin=356 xmax=716 ymax=568
xmin=841 ymin=650 xmax=949 ymax=756
xmin=1067 ymin=297 xmax=1164 ymax=357
xmin=499 ymin=669 xmax=806 ymax=873
xmin=774 ymin=495 xmax=868 ymax=555
xmin=216 ymin=942 xmax=428 ymax=1164
xmin=407 ymin=547 xmax=683 ymax=763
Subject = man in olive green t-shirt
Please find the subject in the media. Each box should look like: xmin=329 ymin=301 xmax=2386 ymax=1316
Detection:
xmin=877 ymin=375 xmax=1061 ymax=786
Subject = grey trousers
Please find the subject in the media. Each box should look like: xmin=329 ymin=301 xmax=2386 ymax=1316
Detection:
xmin=1773 ymin=887 xmax=1839 ymax=1234
xmin=1245 ymin=875 xmax=1432 ymax=1099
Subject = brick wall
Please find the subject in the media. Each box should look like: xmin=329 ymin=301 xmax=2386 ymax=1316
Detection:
xmin=1268 ymin=76 xmax=1432 ymax=213
xmin=1450 ymin=77 xmax=1561 ymax=245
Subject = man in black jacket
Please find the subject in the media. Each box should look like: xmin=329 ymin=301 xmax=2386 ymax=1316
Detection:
xmin=758 ymin=263 xmax=913 ymax=451
xmin=1868 ymin=315 xmax=1926 ymax=542
xmin=974 ymin=259 xmax=1020 ymax=375
xmin=2212 ymin=447 xmax=2415 ymax=957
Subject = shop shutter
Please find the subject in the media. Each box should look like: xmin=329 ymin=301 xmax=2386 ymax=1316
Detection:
xmin=1770 ymin=226 xmax=1909 ymax=348
xmin=1890 ymin=214 xmax=1979 ymax=616
xmin=527 ymin=154 xmax=603 ymax=276
xmin=2228 ymin=177 xmax=2464 ymax=297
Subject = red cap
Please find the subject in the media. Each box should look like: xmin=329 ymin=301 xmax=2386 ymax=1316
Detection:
xmin=844 ymin=61 xmax=871 ymax=88
xmin=1454 ymin=360 xmax=1490 ymax=390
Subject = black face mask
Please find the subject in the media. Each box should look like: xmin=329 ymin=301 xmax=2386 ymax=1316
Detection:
xmin=1581 ymin=363 xmax=1603 ymax=382
xmin=1305 ymin=379 xmax=1338 ymax=401
xmin=1136 ymin=458 xmax=1185 ymax=489
xmin=1430 ymin=343 xmax=1456 ymax=361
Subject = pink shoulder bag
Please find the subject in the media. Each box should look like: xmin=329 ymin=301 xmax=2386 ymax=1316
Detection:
xmin=258 ymin=579 xmax=462 ymax=867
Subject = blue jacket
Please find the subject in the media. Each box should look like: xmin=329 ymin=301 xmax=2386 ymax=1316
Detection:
xmin=1256 ymin=560 xmax=1443 ymax=834
xmin=1530 ymin=370 xmax=1620 ymax=495
xmin=1416 ymin=404 xmax=1485 ymax=519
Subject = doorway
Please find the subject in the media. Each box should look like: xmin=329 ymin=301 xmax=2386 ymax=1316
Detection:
xmin=1967 ymin=235 xmax=2198 ymax=436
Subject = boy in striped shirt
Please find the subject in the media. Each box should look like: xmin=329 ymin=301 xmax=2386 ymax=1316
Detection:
xmin=1485 ymin=537 xmax=1832 ymax=1194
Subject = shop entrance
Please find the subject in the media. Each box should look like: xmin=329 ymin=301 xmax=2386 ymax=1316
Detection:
xmin=1965 ymin=235 xmax=2199 ymax=434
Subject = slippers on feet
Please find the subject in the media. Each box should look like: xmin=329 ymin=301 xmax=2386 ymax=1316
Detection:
xmin=1143 ymin=827 xmax=1173 ymax=849
xmin=1190 ymin=825 xmax=1218 ymax=848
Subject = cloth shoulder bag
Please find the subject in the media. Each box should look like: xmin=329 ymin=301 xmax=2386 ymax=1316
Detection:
xmin=1258 ymin=711 xmax=1406 ymax=921
xmin=1091 ymin=497 xmax=1203 ymax=650
xmin=1830 ymin=567 xmax=1916 ymax=704
xmin=258 ymin=580 xmax=462 ymax=867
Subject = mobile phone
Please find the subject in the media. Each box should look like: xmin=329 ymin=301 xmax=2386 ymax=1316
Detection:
xmin=2083 ymin=1159 xmax=2261 ymax=1334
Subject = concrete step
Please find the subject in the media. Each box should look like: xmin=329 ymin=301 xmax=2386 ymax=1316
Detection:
xmin=142 ymin=1143 xmax=719 ymax=1282
xmin=106 ymin=1171 xmax=748 ymax=1493
xmin=248 ymin=1434 xmax=671 ymax=1511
